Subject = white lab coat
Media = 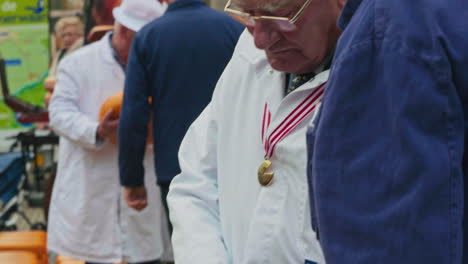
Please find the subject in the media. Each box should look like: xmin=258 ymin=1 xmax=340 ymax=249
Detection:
xmin=48 ymin=33 xmax=171 ymax=263
xmin=168 ymin=31 xmax=328 ymax=264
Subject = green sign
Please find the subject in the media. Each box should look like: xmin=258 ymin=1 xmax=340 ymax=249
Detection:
xmin=0 ymin=0 xmax=49 ymax=129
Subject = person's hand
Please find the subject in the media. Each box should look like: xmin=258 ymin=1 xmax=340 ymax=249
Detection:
xmin=124 ymin=186 xmax=148 ymax=211
xmin=97 ymin=110 xmax=119 ymax=139
xmin=44 ymin=77 xmax=56 ymax=92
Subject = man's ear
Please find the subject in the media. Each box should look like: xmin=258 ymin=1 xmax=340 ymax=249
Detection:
xmin=121 ymin=25 xmax=135 ymax=38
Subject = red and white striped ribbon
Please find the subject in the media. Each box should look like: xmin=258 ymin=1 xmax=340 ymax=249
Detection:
xmin=261 ymin=103 xmax=272 ymax=149
xmin=261 ymin=82 xmax=326 ymax=159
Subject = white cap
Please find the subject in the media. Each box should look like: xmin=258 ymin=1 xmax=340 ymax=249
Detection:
xmin=113 ymin=0 xmax=165 ymax=32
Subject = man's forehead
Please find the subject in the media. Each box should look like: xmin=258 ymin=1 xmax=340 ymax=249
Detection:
xmin=232 ymin=0 xmax=296 ymax=13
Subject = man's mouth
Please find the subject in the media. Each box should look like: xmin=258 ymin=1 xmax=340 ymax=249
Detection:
xmin=269 ymin=48 xmax=294 ymax=55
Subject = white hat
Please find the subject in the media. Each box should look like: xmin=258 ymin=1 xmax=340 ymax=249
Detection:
xmin=113 ymin=0 xmax=165 ymax=32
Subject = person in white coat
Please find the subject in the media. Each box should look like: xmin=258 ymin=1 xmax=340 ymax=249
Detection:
xmin=47 ymin=1 xmax=170 ymax=263
xmin=167 ymin=0 xmax=345 ymax=263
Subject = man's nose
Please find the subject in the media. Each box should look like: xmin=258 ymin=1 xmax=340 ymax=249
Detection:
xmin=251 ymin=21 xmax=280 ymax=50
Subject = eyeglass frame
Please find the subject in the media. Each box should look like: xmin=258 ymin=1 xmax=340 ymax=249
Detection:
xmin=224 ymin=0 xmax=313 ymax=25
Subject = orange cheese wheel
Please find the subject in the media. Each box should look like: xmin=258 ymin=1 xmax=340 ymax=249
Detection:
xmin=99 ymin=91 xmax=153 ymax=145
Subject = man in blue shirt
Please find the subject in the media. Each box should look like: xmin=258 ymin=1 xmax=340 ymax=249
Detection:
xmin=307 ymin=0 xmax=467 ymax=263
xmin=118 ymin=0 xmax=243 ymax=230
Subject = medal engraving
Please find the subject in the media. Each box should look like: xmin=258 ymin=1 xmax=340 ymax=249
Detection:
xmin=258 ymin=160 xmax=274 ymax=186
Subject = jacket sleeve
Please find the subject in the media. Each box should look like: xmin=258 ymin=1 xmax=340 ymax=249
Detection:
xmin=49 ymin=57 xmax=101 ymax=150
xmin=311 ymin=3 xmax=467 ymax=262
xmin=118 ymin=33 xmax=151 ymax=187
xmin=167 ymin=77 xmax=229 ymax=264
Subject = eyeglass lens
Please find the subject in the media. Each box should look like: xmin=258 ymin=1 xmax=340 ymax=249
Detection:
xmin=245 ymin=18 xmax=296 ymax=32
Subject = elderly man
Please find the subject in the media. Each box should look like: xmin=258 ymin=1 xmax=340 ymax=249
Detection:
xmin=307 ymin=0 xmax=468 ymax=263
xmin=167 ymin=0 xmax=344 ymax=263
xmin=47 ymin=1 xmax=169 ymax=263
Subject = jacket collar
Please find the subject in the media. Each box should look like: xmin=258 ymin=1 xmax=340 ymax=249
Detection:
xmin=99 ymin=31 xmax=118 ymax=66
xmin=167 ymin=0 xmax=205 ymax=12
xmin=107 ymin=32 xmax=126 ymax=71
xmin=338 ymin=0 xmax=364 ymax=29
xmin=236 ymin=31 xmax=271 ymax=77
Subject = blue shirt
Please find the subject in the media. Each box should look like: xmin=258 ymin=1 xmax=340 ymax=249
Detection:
xmin=307 ymin=0 xmax=467 ymax=262
xmin=119 ymin=0 xmax=243 ymax=186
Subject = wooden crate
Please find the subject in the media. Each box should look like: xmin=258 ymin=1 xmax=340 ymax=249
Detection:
xmin=0 ymin=231 xmax=47 ymax=264
xmin=0 ymin=251 xmax=39 ymax=264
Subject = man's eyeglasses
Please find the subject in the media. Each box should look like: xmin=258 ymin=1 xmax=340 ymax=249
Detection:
xmin=224 ymin=0 xmax=313 ymax=32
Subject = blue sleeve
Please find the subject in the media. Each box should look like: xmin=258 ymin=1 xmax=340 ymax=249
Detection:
xmin=309 ymin=0 xmax=467 ymax=262
xmin=313 ymin=46 xmax=465 ymax=263
xmin=231 ymin=20 xmax=245 ymax=40
xmin=118 ymin=33 xmax=151 ymax=187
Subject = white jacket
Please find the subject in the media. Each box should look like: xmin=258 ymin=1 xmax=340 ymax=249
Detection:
xmin=48 ymin=33 xmax=170 ymax=263
xmin=168 ymin=31 xmax=328 ymax=264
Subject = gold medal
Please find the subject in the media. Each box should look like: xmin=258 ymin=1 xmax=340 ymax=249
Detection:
xmin=258 ymin=159 xmax=274 ymax=186
xmin=258 ymin=84 xmax=325 ymax=187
